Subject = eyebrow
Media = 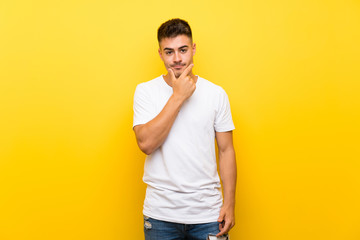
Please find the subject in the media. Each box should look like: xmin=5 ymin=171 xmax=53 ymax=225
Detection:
xmin=163 ymin=45 xmax=189 ymax=51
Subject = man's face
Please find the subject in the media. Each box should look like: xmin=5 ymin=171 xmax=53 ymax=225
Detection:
xmin=158 ymin=35 xmax=196 ymax=78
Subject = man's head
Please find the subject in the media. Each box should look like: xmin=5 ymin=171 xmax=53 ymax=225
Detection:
xmin=157 ymin=18 xmax=192 ymax=43
xmin=158 ymin=18 xmax=196 ymax=78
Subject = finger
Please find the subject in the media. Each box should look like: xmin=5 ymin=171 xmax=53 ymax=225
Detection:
xmin=216 ymin=221 xmax=231 ymax=237
xmin=217 ymin=212 xmax=224 ymax=223
xmin=180 ymin=63 xmax=194 ymax=78
xmin=184 ymin=75 xmax=195 ymax=84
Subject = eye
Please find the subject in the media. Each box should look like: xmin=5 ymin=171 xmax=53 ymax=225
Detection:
xmin=165 ymin=51 xmax=173 ymax=55
xmin=180 ymin=48 xmax=187 ymax=53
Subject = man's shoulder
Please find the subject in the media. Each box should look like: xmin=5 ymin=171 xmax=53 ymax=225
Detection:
xmin=136 ymin=75 xmax=164 ymax=89
xmin=198 ymin=76 xmax=226 ymax=94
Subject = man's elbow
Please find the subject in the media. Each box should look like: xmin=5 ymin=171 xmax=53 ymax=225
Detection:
xmin=134 ymin=125 xmax=157 ymax=155
xmin=137 ymin=140 xmax=156 ymax=155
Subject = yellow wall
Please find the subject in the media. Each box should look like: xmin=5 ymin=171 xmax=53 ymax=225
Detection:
xmin=1 ymin=0 xmax=359 ymax=239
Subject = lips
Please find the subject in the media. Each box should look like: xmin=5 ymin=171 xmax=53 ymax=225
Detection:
xmin=172 ymin=64 xmax=185 ymax=70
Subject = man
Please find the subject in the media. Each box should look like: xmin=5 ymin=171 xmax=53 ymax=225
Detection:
xmin=133 ymin=18 xmax=236 ymax=240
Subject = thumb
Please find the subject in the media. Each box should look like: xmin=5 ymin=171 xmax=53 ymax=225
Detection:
xmin=167 ymin=67 xmax=176 ymax=81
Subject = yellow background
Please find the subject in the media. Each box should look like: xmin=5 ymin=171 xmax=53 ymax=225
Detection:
xmin=1 ymin=0 xmax=359 ymax=239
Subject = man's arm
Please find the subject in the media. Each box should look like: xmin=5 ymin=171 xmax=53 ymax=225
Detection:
xmin=216 ymin=131 xmax=237 ymax=237
xmin=133 ymin=64 xmax=195 ymax=155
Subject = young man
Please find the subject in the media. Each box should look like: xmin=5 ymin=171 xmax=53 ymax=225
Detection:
xmin=133 ymin=18 xmax=236 ymax=240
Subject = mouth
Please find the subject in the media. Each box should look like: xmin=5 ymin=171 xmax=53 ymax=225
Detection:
xmin=171 ymin=64 xmax=186 ymax=70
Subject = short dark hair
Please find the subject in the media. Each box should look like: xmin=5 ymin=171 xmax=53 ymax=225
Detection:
xmin=157 ymin=18 xmax=192 ymax=43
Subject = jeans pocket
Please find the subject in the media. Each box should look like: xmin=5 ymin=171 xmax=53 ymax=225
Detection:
xmin=143 ymin=215 xmax=152 ymax=230
xmin=208 ymin=234 xmax=229 ymax=240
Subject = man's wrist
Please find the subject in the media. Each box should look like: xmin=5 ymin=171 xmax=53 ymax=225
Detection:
xmin=222 ymin=199 xmax=235 ymax=209
xmin=170 ymin=93 xmax=186 ymax=106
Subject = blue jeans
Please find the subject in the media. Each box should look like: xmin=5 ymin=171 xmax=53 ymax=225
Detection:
xmin=144 ymin=216 xmax=228 ymax=240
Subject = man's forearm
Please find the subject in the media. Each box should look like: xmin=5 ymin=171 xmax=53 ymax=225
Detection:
xmin=219 ymin=147 xmax=237 ymax=207
xmin=134 ymin=65 xmax=196 ymax=155
xmin=134 ymin=94 xmax=184 ymax=155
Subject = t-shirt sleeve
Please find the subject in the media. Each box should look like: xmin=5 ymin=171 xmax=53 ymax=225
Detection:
xmin=214 ymin=88 xmax=235 ymax=132
xmin=133 ymin=84 xmax=156 ymax=128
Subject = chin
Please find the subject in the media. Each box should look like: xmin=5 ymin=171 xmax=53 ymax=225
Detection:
xmin=175 ymin=70 xmax=184 ymax=78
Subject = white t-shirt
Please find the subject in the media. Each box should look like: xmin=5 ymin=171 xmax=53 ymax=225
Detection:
xmin=133 ymin=75 xmax=235 ymax=224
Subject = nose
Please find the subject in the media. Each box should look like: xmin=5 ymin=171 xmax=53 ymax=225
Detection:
xmin=173 ymin=51 xmax=181 ymax=63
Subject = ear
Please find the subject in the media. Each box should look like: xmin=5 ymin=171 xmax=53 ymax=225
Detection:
xmin=192 ymin=43 xmax=196 ymax=56
xmin=158 ymin=48 xmax=164 ymax=61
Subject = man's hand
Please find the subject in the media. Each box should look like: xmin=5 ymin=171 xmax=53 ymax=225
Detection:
xmin=168 ymin=64 xmax=195 ymax=102
xmin=217 ymin=205 xmax=235 ymax=237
